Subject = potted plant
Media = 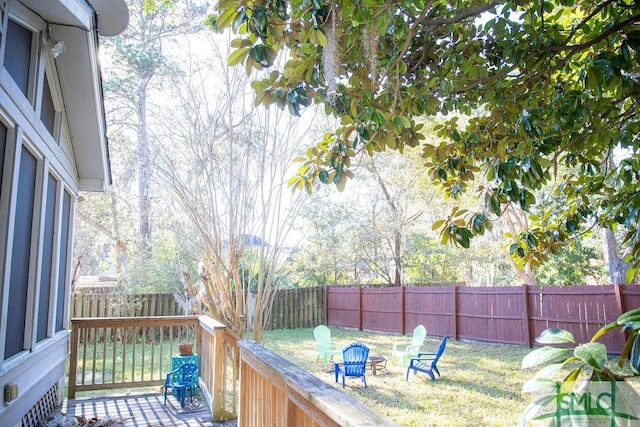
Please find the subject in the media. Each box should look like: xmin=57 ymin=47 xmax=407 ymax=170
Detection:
xmin=178 ymin=342 xmax=194 ymax=356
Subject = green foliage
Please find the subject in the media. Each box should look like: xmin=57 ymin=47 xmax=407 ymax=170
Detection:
xmin=124 ymin=232 xmax=186 ymax=293
xmin=402 ymin=235 xmax=464 ymax=284
xmin=214 ymin=0 xmax=640 ymax=276
xmin=536 ymin=238 xmax=607 ymax=286
xmin=521 ymin=309 xmax=640 ymax=424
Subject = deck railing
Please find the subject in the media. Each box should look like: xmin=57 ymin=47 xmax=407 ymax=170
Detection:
xmin=238 ymin=340 xmax=398 ymax=426
xmin=68 ymin=316 xmax=239 ymax=421
xmin=197 ymin=316 xmax=240 ymax=421
xmin=70 ymin=316 xmax=397 ymax=425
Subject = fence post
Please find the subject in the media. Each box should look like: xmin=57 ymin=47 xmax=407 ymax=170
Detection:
xmin=522 ymin=283 xmax=532 ymax=348
xmin=400 ymin=285 xmax=405 ymax=335
xmin=452 ymin=285 xmax=458 ymax=340
xmin=358 ymin=287 xmax=363 ymax=331
xmin=614 ymin=284 xmax=628 ymax=352
xmin=614 ymin=284 xmax=626 ymax=316
xmin=324 ymin=285 xmax=329 ymax=326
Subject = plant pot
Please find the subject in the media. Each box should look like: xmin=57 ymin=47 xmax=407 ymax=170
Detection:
xmin=179 ymin=343 xmax=193 ymax=356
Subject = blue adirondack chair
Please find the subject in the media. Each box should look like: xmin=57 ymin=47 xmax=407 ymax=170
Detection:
xmin=164 ymin=362 xmax=199 ymax=408
xmin=334 ymin=342 xmax=369 ymax=388
xmin=405 ymin=336 xmax=448 ymax=382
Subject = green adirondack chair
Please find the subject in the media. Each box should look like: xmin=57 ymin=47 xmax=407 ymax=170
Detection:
xmin=392 ymin=325 xmax=427 ymax=366
xmin=313 ymin=325 xmax=342 ymax=364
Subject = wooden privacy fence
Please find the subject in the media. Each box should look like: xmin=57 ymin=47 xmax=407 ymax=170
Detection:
xmin=71 ymin=287 xmax=326 ymax=330
xmin=326 ymin=284 xmax=640 ymax=353
xmin=265 ymin=286 xmax=325 ymax=329
xmin=70 ymin=293 xmax=178 ymax=318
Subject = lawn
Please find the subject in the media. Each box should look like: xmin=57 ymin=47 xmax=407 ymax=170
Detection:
xmin=261 ymin=327 xmax=640 ymax=427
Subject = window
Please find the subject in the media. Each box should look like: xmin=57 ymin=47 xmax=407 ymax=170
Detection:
xmin=5 ymin=18 xmax=34 ymax=98
xmin=5 ymin=146 xmax=37 ymax=360
xmin=37 ymin=174 xmax=57 ymax=342
xmin=55 ymin=190 xmax=72 ymax=332
xmin=40 ymin=75 xmax=56 ymax=137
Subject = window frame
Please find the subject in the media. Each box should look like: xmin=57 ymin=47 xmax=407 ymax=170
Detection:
xmin=38 ymin=46 xmax=64 ymax=144
xmin=3 ymin=137 xmax=42 ymax=362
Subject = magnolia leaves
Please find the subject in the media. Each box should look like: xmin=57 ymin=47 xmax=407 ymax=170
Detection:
xmin=215 ymin=0 xmax=640 ymax=278
xmin=520 ymin=309 xmax=640 ymax=425
xmin=521 ymin=309 xmax=640 ymax=410
xmin=432 ymin=208 xmax=492 ymax=249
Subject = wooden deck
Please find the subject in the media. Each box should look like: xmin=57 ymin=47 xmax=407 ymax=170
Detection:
xmin=62 ymin=392 xmax=237 ymax=427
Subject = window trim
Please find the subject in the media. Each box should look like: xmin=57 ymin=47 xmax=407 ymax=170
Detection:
xmin=0 ymin=113 xmax=17 ymax=369
xmin=24 ymin=139 xmax=45 ymax=353
xmin=1 ymin=134 xmax=42 ymax=363
xmin=38 ymin=45 xmax=64 ymax=144
xmin=56 ymin=186 xmax=74 ymax=333
xmin=33 ymin=168 xmax=68 ymax=347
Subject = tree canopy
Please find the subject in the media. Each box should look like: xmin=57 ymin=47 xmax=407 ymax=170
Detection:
xmin=211 ymin=0 xmax=640 ymax=279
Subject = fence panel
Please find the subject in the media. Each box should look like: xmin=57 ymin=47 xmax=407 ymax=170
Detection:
xmin=71 ymin=293 xmax=179 ymax=318
xmin=72 ymin=288 xmax=325 ymax=330
xmin=528 ymin=285 xmax=624 ymax=353
xmin=622 ymin=285 xmax=640 ymax=313
xmin=326 ymin=287 xmax=360 ymax=329
xmin=404 ymin=286 xmax=455 ymax=338
xmin=361 ymin=287 xmax=402 ymax=333
xmin=264 ymin=287 xmax=325 ymax=330
xmin=326 ymin=284 xmax=638 ymax=353
xmin=457 ymin=286 xmax=526 ymax=345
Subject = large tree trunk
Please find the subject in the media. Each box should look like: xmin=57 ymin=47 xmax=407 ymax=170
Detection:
xmin=601 ymin=228 xmax=631 ymax=284
xmin=368 ymin=159 xmax=405 ymax=286
xmin=393 ymin=228 xmax=402 ymax=286
xmin=505 ymin=255 xmax=539 ymax=286
xmin=503 ymin=205 xmax=539 ymax=286
xmin=137 ymin=79 xmax=152 ymax=255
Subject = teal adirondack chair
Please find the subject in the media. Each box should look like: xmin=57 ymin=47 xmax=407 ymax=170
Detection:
xmin=392 ymin=325 xmax=427 ymax=366
xmin=313 ymin=325 xmax=342 ymax=364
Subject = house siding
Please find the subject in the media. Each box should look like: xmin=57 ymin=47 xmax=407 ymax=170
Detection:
xmin=0 ymin=0 xmax=119 ymax=424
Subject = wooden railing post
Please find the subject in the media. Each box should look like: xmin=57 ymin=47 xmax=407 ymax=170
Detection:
xmin=212 ymin=327 xmax=225 ymax=421
xmin=68 ymin=319 xmax=80 ymax=398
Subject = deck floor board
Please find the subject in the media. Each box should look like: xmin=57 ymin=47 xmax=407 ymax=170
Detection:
xmin=62 ymin=392 xmax=236 ymax=426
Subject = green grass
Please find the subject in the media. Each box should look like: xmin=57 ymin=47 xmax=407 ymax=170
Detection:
xmin=262 ymin=327 xmax=640 ymax=426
